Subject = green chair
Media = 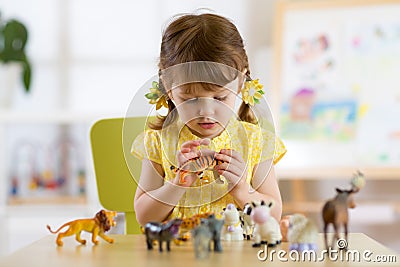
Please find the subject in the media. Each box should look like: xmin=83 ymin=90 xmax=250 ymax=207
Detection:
xmin=90 ymin=117 xmax=147 ymax=234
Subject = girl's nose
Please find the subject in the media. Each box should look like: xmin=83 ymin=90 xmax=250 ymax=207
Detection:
xmin=198 ymin=98 xmax=215 ymax=116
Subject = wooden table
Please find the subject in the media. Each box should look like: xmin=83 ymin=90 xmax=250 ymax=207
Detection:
xmin=0 ymin=234 xmax=398 ymax=266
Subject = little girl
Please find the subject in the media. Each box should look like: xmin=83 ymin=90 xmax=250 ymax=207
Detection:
xmin=132 ymin=13 xmax=286 ymax=227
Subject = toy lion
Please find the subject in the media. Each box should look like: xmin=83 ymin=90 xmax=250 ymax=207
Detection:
xmin=46 ymin=209 xmax=117 ymax=246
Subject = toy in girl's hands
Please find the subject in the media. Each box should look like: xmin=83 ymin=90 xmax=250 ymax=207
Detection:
xmin=221 ymin=203 xmax=244 ymax=241
xmin=144 ymin=218 xmax=182 ymax=252
xmin=322 ymin=171 xmax=366 ymax=250
xmin=250 ymin=200 xmax=282 ymax=247
xmin=46 ymin=209 xmax=117 ymax=246
xmin=287 ymin=214 xmax=318 ymax=252
xmin=240 ymin=203 xmax=255 ymax=240
xmin=170 ymin=152 xmax=224 ymax=184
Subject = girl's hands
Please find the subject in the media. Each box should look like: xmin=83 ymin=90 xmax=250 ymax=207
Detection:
xmin=173 ymin=138 xmax=210 ymax=187
xmin=215 ymin=149 xmax=247 ymax=191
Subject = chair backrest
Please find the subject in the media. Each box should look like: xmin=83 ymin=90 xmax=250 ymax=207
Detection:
xmin=90 ymin=117 xmax=147 ymax=234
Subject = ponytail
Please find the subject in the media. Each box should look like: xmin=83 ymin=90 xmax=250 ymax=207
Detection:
xmin=238 ymin=70 xmax=257 ymax=124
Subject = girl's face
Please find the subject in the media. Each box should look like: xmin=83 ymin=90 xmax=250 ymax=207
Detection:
xmin=170 ymin=84 xmax=237 ymax=139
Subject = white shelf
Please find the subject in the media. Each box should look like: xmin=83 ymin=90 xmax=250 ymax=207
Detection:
xmin=276 ymin=166 xmax=400 ymax=180
xmin=0 ymin=110 xmax=111 ymax=210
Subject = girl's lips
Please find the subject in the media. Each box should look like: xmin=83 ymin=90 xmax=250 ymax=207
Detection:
xmin=198 ymin=122 xmax=216 ymax=129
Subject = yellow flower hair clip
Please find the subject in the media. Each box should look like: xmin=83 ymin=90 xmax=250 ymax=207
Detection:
xmin=145 ymin=81 xmax=168 ymax=110
xmin=241 ymin=79 xmax=264 ymax=106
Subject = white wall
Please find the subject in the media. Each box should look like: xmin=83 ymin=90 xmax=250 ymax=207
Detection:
xmin=0 ymin=0 xmax=277 ymax=114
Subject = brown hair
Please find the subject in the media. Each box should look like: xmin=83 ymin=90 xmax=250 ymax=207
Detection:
xmin=150 ymin=13 xmax=256 ymax=129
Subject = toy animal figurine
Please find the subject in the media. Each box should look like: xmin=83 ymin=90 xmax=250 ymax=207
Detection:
xmin=170 ymin=153 xmax=224 ymax=184
xmin=178 ymin=217 xmax=198 ymax=242
xmin=287 ymin=214 xmax=318 ymax=252
xmin=46 ymin=209 xmax=117 ymax=246
xmin=250 ymin=200 xmax=282 ymax=247
xmin=240 ymin=203 xmax=255 ymax=240
xmin=351 ymin=170 xmax=366 ymax=190
xmin=322 ymin=171 xmax=365 ymax=250
xmin=192 ymin=223 xmax=213 ymax=259
xmin=178 ymin=212 xmax=214 ymax=242
xmin=144 ymin=218 xmax=182 ymax=252
xmin=199 ymin=214 xmax=224 ymax=252
xmin=221 ymin=203 xmax=244 ymax=241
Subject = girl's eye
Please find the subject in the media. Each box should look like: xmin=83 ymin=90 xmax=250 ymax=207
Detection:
xmin=180 ymin=96 xmax=227 ymax=102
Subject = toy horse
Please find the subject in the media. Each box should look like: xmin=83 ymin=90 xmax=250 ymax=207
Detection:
xmin=322 ymin=171 xmax=365 ymax=250
xmin=144 ymin=219 xmax=182 ymax=252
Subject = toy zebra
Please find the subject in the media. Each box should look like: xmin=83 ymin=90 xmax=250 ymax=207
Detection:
xmin=170 ymin=154 xmax=224 ymax=184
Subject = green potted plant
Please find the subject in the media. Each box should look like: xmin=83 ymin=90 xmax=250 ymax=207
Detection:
xmin=0 ymin=11 xmax=32 ymax=95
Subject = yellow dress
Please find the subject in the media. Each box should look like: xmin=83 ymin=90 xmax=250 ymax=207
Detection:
xmin=131 ymin=118 xmax=286 ymax=221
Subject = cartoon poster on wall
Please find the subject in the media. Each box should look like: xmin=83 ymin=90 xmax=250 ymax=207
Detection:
xmin=279 ymin=7 xmax=400 ymax=165
xmin=345 ymin=21 xmax=400 ymax=165
xmin=280 ymin=21 xmax=357 ymax=141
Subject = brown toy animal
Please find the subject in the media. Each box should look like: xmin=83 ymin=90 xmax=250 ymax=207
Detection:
xmin=322 ymin=171 xmax=365 ymax=250
xmin=322 ymin=187 xmax=359 ymax=250
xmin=47 ymin=210 xmax=117 ymax=246
xmin=145 ymin=219 xmax=182 ymax=252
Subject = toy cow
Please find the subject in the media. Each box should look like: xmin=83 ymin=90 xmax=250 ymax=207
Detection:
xmin=144 ymin=218 xmax=182 ymax=252
xmin=221 ymin=203 xmax=244 ymax=241
xmin=240 ymin=203 xmax=255 ymax=240
xmin=322 ymin=171 xmax=365 ymax=250
xmin=250 ymin=200 xmax=282 ymax=247
xmin=287 ymin=213 xmax=318 ymax=252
